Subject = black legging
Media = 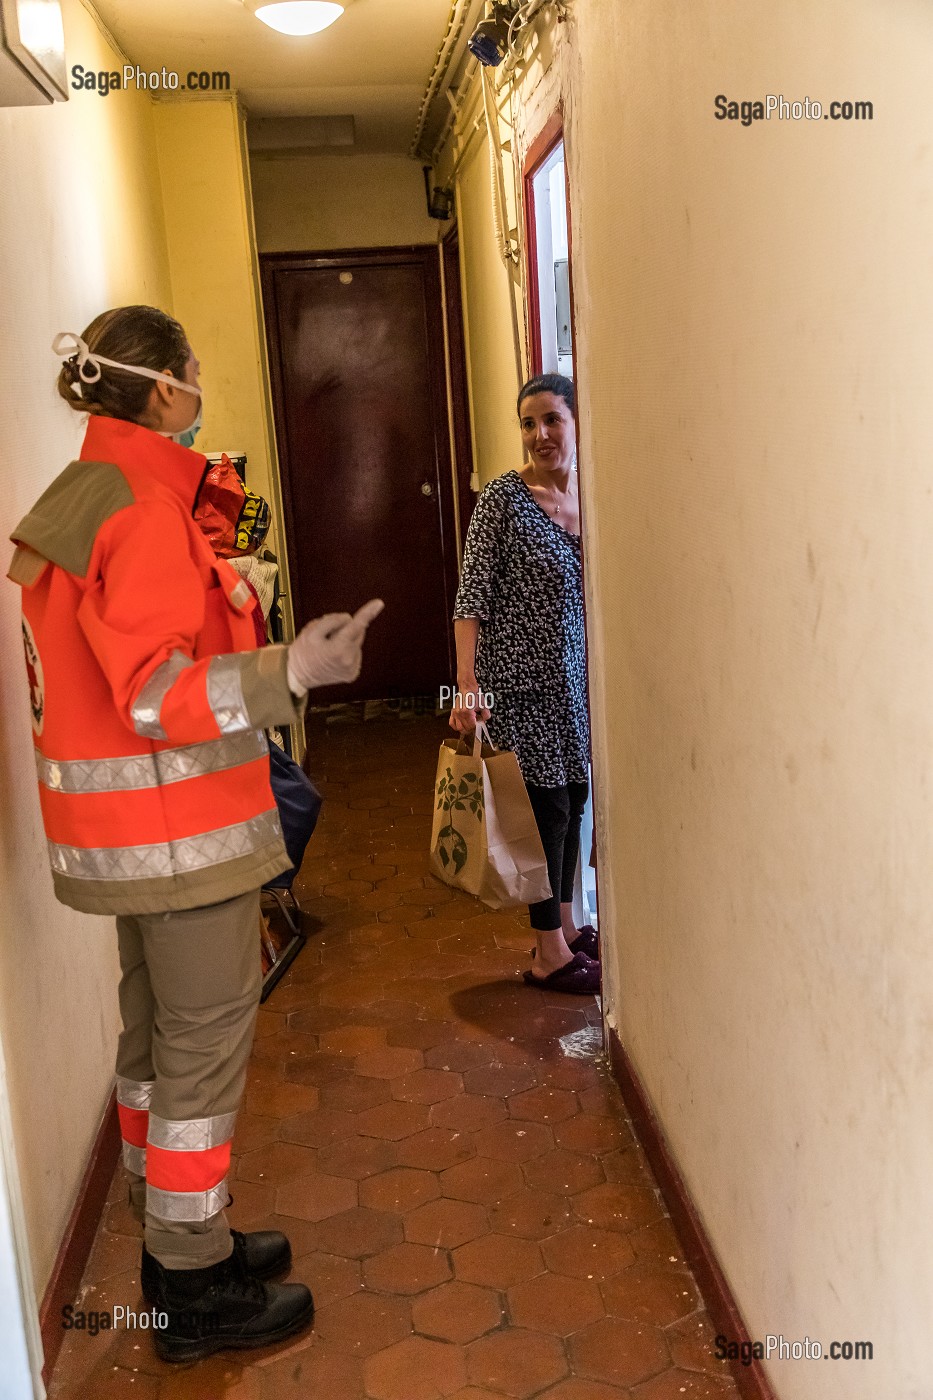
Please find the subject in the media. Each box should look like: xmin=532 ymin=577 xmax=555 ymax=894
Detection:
xmin=525 ymin=781 xmax=589 ymax=931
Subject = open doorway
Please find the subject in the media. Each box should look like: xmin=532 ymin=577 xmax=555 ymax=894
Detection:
xmin=524 ymin=118 xmax=599 ymax=932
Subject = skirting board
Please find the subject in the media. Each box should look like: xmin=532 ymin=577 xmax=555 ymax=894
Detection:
xmin=39 ymin=1091 xmax=121 ymax=1383
xmin=606 ymin=1027 xmax=779 ymax=1400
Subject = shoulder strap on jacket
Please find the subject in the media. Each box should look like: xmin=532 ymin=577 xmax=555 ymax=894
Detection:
xmin=9 ymin=460 xmax=136 ymax=579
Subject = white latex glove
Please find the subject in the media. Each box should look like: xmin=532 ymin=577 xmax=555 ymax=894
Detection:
xmin=287 ymin=599 xmax=385 ymax=694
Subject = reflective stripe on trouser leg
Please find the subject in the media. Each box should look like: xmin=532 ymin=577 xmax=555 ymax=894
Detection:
xmin=145 ymin=1112 xmax=238 ymax=1223
xmin=116 ymin=1076 xmax=153 ymax=1177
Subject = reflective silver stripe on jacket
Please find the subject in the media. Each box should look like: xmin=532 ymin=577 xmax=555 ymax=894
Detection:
xmin=206 ymin=654 xmax=251 ymax=734
xmin=122 ymin=1143 xmax=146 ymax=1176
xmin=147 ymin=1112 xmax=238 ymax=1153
xmin=116 ymin=1077 xmax=155 ymax=1110
xmin=47 ymin=808 xmax=283 ymax=881
xmin=146 ymin=1180 xmax=229 ymax=1224
xmin=35 ymin=730 xmax=268 ymax=795
xmin=131 ymin=650 xmax=194 ymax=740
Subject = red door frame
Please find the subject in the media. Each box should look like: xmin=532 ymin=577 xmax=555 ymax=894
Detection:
xmin=522 ymin=109 xmax=567 ymax=376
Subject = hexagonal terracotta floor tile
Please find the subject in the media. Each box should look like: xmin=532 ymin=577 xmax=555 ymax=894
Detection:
xmin=542 ymin=1226 xmax=635 ymax=1282
xmin=489 ymin=1189 xmax=574 ymax=1241
xmin=425 ymin=1041 xmax=495 ymax=1073
xmin=363 ymin=1241 xmax=452 ymax=1294
xmin=386 ymin=1019 xmax=460 ymax=1051
xmin=453 ymin=1233 xmax=544 ymax=1289
xmin=231 ymin=1111 xmax=280 ymax=1154
xmin=466 ymin=1328 xmax=568 ymax=1398
xmin=317 ymin=1134 xmax=399 ymax=1180
xmin=279 ymin=1106 xmax=358 ymax=1148
xmin=473 ymin=1120 xmax=554 ymax=1163
xmin=319 ymin=1024 xmax=388 ymax=1058
xmin=359 ymin=1166 xmax=440 ymax=1214
xmin=253 ymin=1337 xmax=365 ymax=1399
xmin=244 ymin=1079 xmax=318 ymax=1119
xmin=630 ymin=1369 xmax=738 ymax=1399
xmin=628 ymin=1218 xmax=687 ymax=1267
xmin=600 ymin=1144 xmax=654 ymax=1187
xmin=412 ymin=1281 xmax=503 ymax=1344
xmin=601 ymin=1264 xmax=699 ymax=1326
xmin=365 ymin=1336 xmax=468 ymax=1400
xmin=354 ymin=1046 xmax=425 ymax=1079
xmin=392 ymin=1068 xmax=465 ymax=1104
xmin=574 ymin=1180 xmax=666 ymax=1233
xmin=287 ymin=1249 xmax=362 ymax=1308
xmin=275 ymin=1172 xmax=358 ymax=1223
xmin=397 ymin=1127 xmax=475 ymax=1172
xmin=553 ymin=1115 xmax=633 ymax=1155
xmin=312 ymin=1205 xmax=404 ymax=1259
xmin=280 ymin=1053 xmax=350 ymax=1090
xmin=235 ymin=1140 xmax=318 ymax=1186
xmin=431 ymin=1094 xmax=509 ymax=1132
xmin=507 ymin=1271 xmax=605 ymax=1336
xmin=523 ymin=1150 xmax=605 ymax=1197
xmin=320 ymin=1074 xmax=393 ymax=1114
xmin=667 ymin=1311 xmax=737 ymax=1378
xmin=509 ymin=1087 xmax=579 ymax=1124
xmin=405 ymin=1197 xmax=490 ymax=1250
xmin=356 ymin=1100 xmax=433 ymax=1141
xmin=441 ymin=1157 xmax=523 ymax=1206
xmin=537 ymin=1382 xmax=634 ymax=1400
xmin=313 ymin=1290 xmax=413 ymax=1357
xmin=462 ymin=1064 xmax=538 ymax=1097
xmin=568 ymin=1316 xmax=670 ymax=1389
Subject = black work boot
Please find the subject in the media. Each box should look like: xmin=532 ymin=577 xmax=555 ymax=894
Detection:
xmin=141 ymin=1230 xmax=291 ymax=1305
xmin=146 ymin=1244 xmax=314 ymax=1363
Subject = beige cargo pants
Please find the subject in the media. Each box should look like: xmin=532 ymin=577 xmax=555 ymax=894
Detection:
xmin=114 ymin=889 xmax=262 ymax=1270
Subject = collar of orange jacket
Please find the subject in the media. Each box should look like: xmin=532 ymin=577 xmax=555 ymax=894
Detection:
xmin=80 ymin=416 xmax=207 ymax=513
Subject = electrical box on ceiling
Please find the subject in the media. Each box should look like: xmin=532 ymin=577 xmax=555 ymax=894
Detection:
xmin=0 ymin=0 xmax=68 ymax=105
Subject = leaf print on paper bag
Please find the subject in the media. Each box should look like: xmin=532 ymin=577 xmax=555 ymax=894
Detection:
xmin=435 ymin=765 xmax=483 ymax=873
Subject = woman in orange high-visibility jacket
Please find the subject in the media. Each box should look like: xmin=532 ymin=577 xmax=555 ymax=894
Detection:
xmin=8 ymin=305 xmax=382 ymax=1365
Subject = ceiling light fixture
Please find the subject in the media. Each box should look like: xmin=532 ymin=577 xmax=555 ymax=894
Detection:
xmin=249 ymin=1 xmax=349 ymax=36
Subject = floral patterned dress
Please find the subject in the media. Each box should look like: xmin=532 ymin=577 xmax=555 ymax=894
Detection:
xmin=453 ymin=470 xmax=590 ymax=787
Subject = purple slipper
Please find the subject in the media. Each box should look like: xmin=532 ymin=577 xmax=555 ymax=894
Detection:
xmin=569 ymin=925 xmax=599 ymax=960
xmin=523 ymin=951 xmax=601 ymax=995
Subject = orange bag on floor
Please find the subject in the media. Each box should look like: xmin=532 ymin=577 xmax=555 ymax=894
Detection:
xmin=429 ymin=723 xmax=551 ymax=909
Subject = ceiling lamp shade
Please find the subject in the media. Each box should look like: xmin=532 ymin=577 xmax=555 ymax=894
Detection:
xmin=252 ymin=2 xmax=346 ymax=35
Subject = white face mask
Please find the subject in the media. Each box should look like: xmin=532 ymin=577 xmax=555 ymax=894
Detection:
xmin=52 ymin=330 xmax=201 ymax=404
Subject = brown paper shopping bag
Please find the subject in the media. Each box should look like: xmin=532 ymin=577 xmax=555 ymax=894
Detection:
xmin=429 ymin=722 xmax=551 ymax=909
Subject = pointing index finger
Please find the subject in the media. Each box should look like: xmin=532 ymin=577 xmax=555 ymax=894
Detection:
xmin=339 ymin=598 xmax=385 ymax=641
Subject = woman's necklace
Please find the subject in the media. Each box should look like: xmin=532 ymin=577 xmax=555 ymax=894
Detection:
xmin=530 ymin=468 xmax=575 ymax=517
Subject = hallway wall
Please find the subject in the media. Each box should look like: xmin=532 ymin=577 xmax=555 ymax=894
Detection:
xmin=250 ymin=151 xmax=441 ymax=253
xmin=442 ymin=1 xmax=933 ymax=1396
xmin=445 ymin=110 xmax=524 ymax=487
xmin=565 ymin=2 xmax=933 ymax=1397
xmin=0 ymin=0 xmax=172 ymax=1296
xmin=153 ymin=97 xmax=292 ymax=619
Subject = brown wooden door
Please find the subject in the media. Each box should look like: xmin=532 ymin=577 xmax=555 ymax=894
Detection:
xmin=262 ymin=246 xmax=458 ymax=702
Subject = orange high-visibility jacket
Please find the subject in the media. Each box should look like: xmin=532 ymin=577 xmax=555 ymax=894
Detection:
xmin=8 ymin=415 xmax=303 ymax=916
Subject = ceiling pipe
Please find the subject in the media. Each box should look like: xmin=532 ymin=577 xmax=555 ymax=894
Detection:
xmin=410 ymin=0 xmax=484 ymax=161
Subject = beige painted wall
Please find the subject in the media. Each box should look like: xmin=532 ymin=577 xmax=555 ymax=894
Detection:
xmin=153 ymin=96 xmax=291 ymax=614
xmin=444 ymin=0 xmax=933 ymax=1394
xmin=435 ymin=69 xmax=531 ymax=487
xmin=566 ymin=1 xmax=933 ymax=1396
xmin=0 ymin=0 xmax=173 ymax=1296
xmin=250 ymin=151 xmax=441 ymax=253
